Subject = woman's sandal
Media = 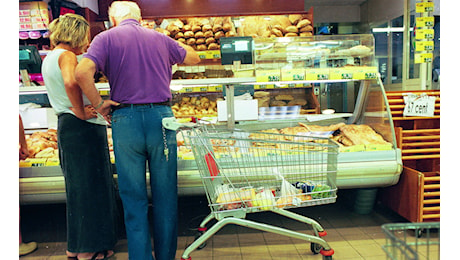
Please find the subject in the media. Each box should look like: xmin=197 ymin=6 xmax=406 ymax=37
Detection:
xmin=89 ymin=250 xmax=113 ymax=260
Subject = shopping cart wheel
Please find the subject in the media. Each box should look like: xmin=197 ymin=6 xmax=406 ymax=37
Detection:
xmin=310 ymin=243 xmax=322 ymax=254
xmin=194 ymin=229 xmax=207 ymax=250
xmin=322 ymin=256 xmax=332 ymax=260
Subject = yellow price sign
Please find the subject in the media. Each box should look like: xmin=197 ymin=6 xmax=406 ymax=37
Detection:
xmin=256 ymin=69 xmax=281 ymax=82
xmin=305 ymin=68 xmax=330 ymax=81
xmin=416 ymin=2 xmax=434 ymax=13
xmin=353 ymin=67 xmax=378 ymax=80
xmin=415 ymin=29 xmax=434 ymax=40
xmin=416 ymin=17 xmax=435 ymax=27
xmin=415 ymin=53 xmax=433 ymax=63
xmin=415 ymin=41 xmax=434 ymax=52
xmin=330 ymin=68 xmax=353 ymax=80
xmin=281 ymin=69 xmax=306 ymax=81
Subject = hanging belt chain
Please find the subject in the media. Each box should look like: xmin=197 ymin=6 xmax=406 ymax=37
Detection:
xmin=162 ymin=126 xmax=169 ymax=161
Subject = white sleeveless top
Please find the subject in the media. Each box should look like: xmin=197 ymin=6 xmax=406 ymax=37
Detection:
xmin=42 ymin=48 xmax=106 ymax=125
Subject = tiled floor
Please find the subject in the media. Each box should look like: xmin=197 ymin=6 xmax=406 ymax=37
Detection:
xmin=19 ymin=190 xmax=435 ymax=260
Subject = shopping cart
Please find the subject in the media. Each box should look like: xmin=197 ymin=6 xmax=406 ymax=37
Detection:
xmin=179 ymin=126 xmax=339 ymax=260
xmin=381 ymin=222 xmax=440 ymax=260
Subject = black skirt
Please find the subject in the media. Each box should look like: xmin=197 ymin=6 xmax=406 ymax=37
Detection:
xmin=57 ymin=113 xmax=117 ymax=253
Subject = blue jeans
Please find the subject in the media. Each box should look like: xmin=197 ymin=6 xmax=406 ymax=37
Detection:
xmin=111 ymin=105 xmax=178 ymax=260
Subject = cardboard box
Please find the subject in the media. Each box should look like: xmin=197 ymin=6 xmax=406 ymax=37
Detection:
xmin=217 ymin=100 xmax=258 ymax=121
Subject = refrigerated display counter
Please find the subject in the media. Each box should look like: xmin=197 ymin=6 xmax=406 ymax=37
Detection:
xmin=19 ymin=34 xmax=402 ymax=204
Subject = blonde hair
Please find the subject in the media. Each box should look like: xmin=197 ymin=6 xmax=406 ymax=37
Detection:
xmin=109 ymin=1 xmax=141 ymax=22
xmin=48 ymin=13 xmax=89 ymax=51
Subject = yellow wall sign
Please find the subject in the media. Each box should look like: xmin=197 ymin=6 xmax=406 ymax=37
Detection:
xmin=415 ymin=41 xmax=434 ymax=52
xmin=415 ymin=53 xmax=433 ymax=64
xmin=416 ymin=17 xmax=435 ymax=27
xmin=415 ymin=29 xmax=434 ymax=40
xmin=416 ymin=2 xmax=434 ymax=13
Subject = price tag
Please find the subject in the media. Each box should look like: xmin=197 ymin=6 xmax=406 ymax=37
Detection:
xmin=179 ymin=87 xmax=194 ymax=93
xmin=193 ymin=86 xmax=208 ymax=92
xmin=256 ymin=69 xmax=281 ymax=82
xmin=415 ymin=29 xmax=434 ymax=40
xmin=281 ymin=69 xmax=306 ymax=81
xmin=196 ymin=50 xmax=221 ymax=59
xmin=330 ymin=68 xmax=353 ymax=80
xmin=305 ymin=68 xmax=329 ymax=80
xmin=403 ymin=93 xmax=436 ymax=117
xmin=415 ymin=53 xmax=433 ymax=63
xmin=415 ymin=41 xmax=434 ymax=51
xmin=353 ymin=67 xmax=378 ymax=80
xmin=416 ymin=17 xmax=435 ymax=27
xmin=416 ymin=2 xmax=434 ymax=13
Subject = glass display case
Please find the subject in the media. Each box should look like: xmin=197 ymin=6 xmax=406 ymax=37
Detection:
xmin=19 ymin=34 xmax=402 ymax=204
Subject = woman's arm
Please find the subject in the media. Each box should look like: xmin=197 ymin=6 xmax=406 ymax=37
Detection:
xmin=59 ymin=51 xmax=96 ymax=120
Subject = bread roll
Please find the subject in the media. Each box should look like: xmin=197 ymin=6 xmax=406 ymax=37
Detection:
xmin=183 ymin=24 xmax=192 ymax=32
xmin=287 ymin=99 xmax=307 ymax=106
xmin=270 ymin=100 xmax=287 ymax=107
xmin=222 ymin=23 xmax=232 ymax=32
xmin=192 ymin=25 xmax=201 ymax=32
xmin=275 ymin=94 xmax=294 ymax=101
xmin=285 ymin=32 xmax=298 ymax=37
xmin=225 ymin=31 xmax=236 ymax=37
xmin=204 ymin=30 xmax=214 ymax=38
xmin=271 ymin=28 xmax=283 ymax=37
xmin=299 ymin=25 xmax=313 ymax=32
xmin=202 ymin=24 xmax=212 ymax=32
xmin=214 ymin=31 xmax=225 ymax=39
xmin=196 ymin=38 xmax=206 ymax=45
xmin=174 ymin=32 xmax=184 ymax=40
xmin=296 ymin=19 xmax=311 ymax=28
xmin=212 ymin=24 xmax=223 ymax=33
xmin=205 ymin=37 xmax=216 ymax=45
xmin=289 ymin=14 xmax=303 ymax=25
xmin=254 ymin=91 xmax=270 ymax=98
xmin=184 ymin=31 xmax=194 ymax=38
xmin=299 ymin=32 xmax=313 ymax=37
xmin=196 ymin=44 xmax=207 ymax=51
xmin=208 ymin=43 xmax=219 ymax=50
xmin=186 ymin=38 xmax=196 ymax=45
xmin=195 ymin=31 xmax=205 ymax=38
xmin=285 ymin=26 xmax=298 ymax=33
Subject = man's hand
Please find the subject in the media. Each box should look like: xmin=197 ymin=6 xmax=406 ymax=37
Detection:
xmin=95 ymin=100 xmax=120 ymax=124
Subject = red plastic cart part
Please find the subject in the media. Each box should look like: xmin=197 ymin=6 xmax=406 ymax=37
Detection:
xmin=198 ymin=227 xmax=207 ymax=232
xmin=318 ymin=231 xmax=327 ymax=237
xmin=180 ymin=258 xmax=191 ymax=260
xmin=205 ymin=152 xmax=219 ymax=180
xmin=320 ymin=248 xmax=334 ymax=256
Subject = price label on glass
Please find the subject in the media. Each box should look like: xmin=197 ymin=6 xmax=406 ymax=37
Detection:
xmin=353 ymin=67 xmax=378 ymax=80
xmin=415 ymin=53 xmax=433 ymax=63
xmin=281 ymin=69 xmax=306 ymax=81
xmin=305 ymin=68 xmax=330 ymax=81
xmin=256 ymin=69 xmax=281 ymax=82
xmin=415 ymin=29 xmax=435 ymax=40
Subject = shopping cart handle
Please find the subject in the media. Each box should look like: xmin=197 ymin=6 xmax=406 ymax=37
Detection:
xmin=162 ymin=117 xmax=196 ymax=131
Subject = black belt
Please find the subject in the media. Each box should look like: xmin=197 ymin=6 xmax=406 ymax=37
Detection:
xmin=111 ymin=101 xmax=170 ymax=112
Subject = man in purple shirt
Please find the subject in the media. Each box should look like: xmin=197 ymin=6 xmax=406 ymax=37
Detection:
xmin=75 ymin=2 xmax=200 ymax=260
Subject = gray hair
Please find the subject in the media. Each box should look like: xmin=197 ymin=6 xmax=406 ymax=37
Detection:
xmin=108 ymin=1 xmax=141 ymax=21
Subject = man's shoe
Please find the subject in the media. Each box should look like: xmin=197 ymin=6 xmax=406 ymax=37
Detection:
xmin=19 ymin=241 xmax=38 ymax=256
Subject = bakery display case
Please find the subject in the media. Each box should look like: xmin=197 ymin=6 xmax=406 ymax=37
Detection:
xmin=19 ymin=34 xmax=402 ymax=204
